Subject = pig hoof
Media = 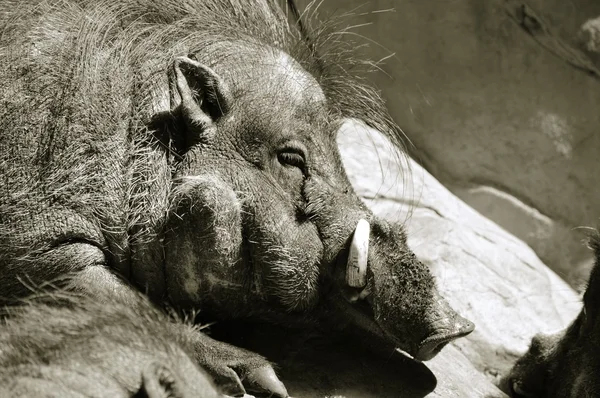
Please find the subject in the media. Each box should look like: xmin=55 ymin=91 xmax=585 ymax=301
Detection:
xmin=194 ymin=337 xmax=288 ymax=397
xmin=244 ymin=366 xmax=289 ymax=397
xmin=206 ymin=363 xmax=287 ymax=397
xmin=509 ymin=379 xmax=535 ymax=398
xmin=206 ymin=365 xmax=246 ymax=396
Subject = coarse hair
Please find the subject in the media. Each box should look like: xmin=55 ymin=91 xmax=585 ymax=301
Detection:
xmin=0 ymin=0 xmax=410 ymax=263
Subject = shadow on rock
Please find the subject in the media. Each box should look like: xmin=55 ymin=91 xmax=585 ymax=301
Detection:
xmin=209 ymin=320 xmax=437 ymax=398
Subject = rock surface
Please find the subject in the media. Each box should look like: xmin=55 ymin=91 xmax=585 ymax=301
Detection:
xmin=311 ymin=0 xmax=600 ymax=288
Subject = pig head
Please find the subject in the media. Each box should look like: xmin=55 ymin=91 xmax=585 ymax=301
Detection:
xmin=509 ymin=231 xmax=600 ymax=397
xmin=160 ymin=46 xmax=474 ymax=362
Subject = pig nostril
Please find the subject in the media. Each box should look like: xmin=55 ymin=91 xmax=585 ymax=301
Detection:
xmin=509 ymin=378 xmax=537 ymax=398
xmin=460 ymin=319 xmax=475 ymax=335
xmin=415 ymin=336 xmax=452 ymax=361
xmin=420 ymin=341 xmax=449 ymax=361
xmin=415 ymin=320 xmax=475 ymax=361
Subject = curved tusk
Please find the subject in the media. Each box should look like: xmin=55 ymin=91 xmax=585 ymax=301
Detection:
xmin=346 ymin=219 xmax=370 ymax=288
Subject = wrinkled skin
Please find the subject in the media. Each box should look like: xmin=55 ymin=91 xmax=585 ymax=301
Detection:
xmin=508 ymin=232 xmax=600 ymax=397
xmin=0 ymin=286 xmax=220 ymax=398
xmin=163 ymin=49 xmax=474 ymax=361
xmin=0 ymin=0 xmax=473 ymax=396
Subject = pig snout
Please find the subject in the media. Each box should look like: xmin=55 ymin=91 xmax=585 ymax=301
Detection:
xmin=507 ymin=330 xmax=567 ymax=398
xmin=337 ymin=218 xmax=474 ymax=361
xmin=372 ymin=283 xmax=474 ymax=361
xmin=414 ymin=292 xmax=475 ymax=361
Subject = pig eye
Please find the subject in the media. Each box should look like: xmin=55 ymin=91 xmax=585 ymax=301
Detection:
xmin=277 ymin=148 xmax=306 ymax=170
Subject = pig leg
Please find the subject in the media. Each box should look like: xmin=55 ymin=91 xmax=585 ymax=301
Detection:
xmin=1 ymin=240 xmax=116 ymax=301
xmin=66 ymin=260 xmax=287 ymax=397
xmin=7 ymin=244 xmax=287 ymax=397
xmin=1 ymin=236 xmax=155 ymax=309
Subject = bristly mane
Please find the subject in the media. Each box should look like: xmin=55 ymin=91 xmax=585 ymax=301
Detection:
xmin=1 ymin=0 xmax=406 ymax=147
xmin=0 ymin=0 xmax=408 ymax=270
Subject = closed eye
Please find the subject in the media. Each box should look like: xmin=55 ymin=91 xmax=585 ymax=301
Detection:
xmin=277 ymin=141 xmax=307 ymax=170
xmin=277 ymin=151 xmax=305 ymax=169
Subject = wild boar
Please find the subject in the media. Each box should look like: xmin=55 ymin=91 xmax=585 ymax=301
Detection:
xmin=0 ymin=0 xmax=474 ymax=395
xmin=508 ymin=231 xmax=600 ymax=397
xmin=0 ymin=285 xmax=221 ymax=398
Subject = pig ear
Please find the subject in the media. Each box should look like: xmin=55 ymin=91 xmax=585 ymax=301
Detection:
xmin=169 ymin=56 xmax=232 ymax=141
xmin=138 ymin=363 xmax=183 ymax=398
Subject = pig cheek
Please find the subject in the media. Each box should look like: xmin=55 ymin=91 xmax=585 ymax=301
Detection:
xmin=246 ymin=202 xmax=324 ymax=312
xmin=570 ymin=356 xmax=600 ymax=398
xmin=561 ymin=339 xmax=600 ymax=397
xmin=567 ymin=367 xmax=594 ymax=398
xmin=165 ymin=225 xmax=247 ymax=311
xmin=510 ymin=351 xmax=550 ymax=396
xmin=165 ymin=175 xmax=246 ymax=309
xmin=261 ymin=243 xmax=323 ymax=311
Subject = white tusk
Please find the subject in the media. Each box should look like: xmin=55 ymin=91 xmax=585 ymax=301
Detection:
xmin=346 ymin=219 xmax=370 ymax=288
